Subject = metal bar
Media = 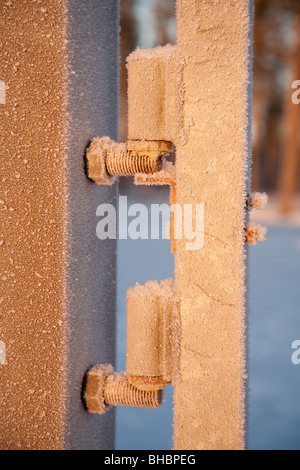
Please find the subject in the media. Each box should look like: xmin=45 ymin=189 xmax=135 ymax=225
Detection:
xmin=0 ymin=0 xmax=119 ymax=450
xmin=173 ymin=0 xmax=254 ymax=450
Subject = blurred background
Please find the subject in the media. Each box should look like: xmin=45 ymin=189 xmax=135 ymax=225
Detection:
xmin=116 ymin=0 xmax=300 ymax=450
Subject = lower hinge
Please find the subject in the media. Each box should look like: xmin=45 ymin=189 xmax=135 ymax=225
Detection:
xmin=83 ymin=278 xmax=181 ymax=414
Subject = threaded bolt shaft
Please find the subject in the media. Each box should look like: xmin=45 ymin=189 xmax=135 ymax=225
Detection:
xmin=86 ymin=137 xmax=171 ymax=184
xmin=106 ymin=148 xmax=163 ymax=176
xmin=104 ymin=374 xmax=163 ymax=408
xmin=84 ymin=365 xmax=163 ymax=415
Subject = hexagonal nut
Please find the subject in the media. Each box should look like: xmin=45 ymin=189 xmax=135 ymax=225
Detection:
xmin=84 ymin=364 xmax=114 ymax=415
xmin=86 ymin=137 xmax=117 ymax=185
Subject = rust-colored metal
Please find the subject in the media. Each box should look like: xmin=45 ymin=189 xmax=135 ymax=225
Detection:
xmin=127 ymin=375 xmax=169 ymax=391
xmin=105 ymin=374 xmax=163 ymax=408
xmin=134 ymin=162 xmax=177 ymax=254
xmin=86 ymin=137 xmax=172 ymax=183
xmin=84 ymin=365 xmax=163 ymax=415
xmin=106 ymin=148 xmax=163 ymax=176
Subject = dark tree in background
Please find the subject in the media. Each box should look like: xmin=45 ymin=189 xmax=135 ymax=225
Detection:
xmin=252 ymin=0 xmax=300 ymax=212
xmin=119 ymin=0 xmax=137 ymax=142
xmin=279 ymin=11 xmax=300 ymax=213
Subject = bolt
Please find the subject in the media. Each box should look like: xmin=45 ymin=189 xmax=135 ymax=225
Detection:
xmin=84 ymin=364 xmax=163 ymax=415
xmin=86 ymin=137 xmax=172 ymax=184
xmin=106 ymin=147 xmax=163 ymax=176
xmin=245 ymin=222 xmax=267 ymax=245
xmin=105 ymin=373 xmax=163 ymax=408
xmin=246 ymin=192 xmax=268 ymax=210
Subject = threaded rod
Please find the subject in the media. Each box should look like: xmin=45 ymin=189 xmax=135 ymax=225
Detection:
xmin=105 ymin=374 xmax=163 ymax=408
xmin=86 ymin=137 xmax=171 ymax=184
xmin=84 ymin=365 xmax=163 ymax=415
xmin=106 ymin=149 xmax=163 ymax=176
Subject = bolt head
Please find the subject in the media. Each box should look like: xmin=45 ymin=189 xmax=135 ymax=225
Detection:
xmin=86 ymin=137 xmax=117 ymax=185
xmin=84 ymin=364 xmax=114 ymax=415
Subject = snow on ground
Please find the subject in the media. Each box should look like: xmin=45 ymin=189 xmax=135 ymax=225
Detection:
xmin=249 ymin=195 xmax=300 ymax=450
xmin=116 ymin=188 xmax=300 ymax=450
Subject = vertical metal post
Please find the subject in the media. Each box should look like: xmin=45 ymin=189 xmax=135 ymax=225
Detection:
xmin=173 ymin=0 xmax=254 ymax=450
xmin=0 ymin=0 xmax=119 ymax=450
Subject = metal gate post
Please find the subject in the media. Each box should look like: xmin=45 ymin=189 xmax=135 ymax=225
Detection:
xmin=0 ymin=0 xmax=119 ymax=450
xmin=173 ymin=0 xmax=254 ymax=450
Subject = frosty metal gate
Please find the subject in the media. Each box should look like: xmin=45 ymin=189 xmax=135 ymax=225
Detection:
xmin=0 ymin=0 xmax=254 ymax=450
xmin=84 ymin=0 xmax=255 ymax=451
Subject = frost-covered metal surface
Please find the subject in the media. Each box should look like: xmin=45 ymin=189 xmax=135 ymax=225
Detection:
xmin=66 ymin=0 xmax=119 ymax=449
xmin=173 ymin=0 xmax=254 ymax=450
xmin=64 ymin=0 xmax=119 ymax=450
xmin=0 ymin=0 xmax=119 ymax=450
xmin=0 ymin=0 xmax=67 ymax=450
xmin=0 ymin=80 xmax=6 ymax=105
xmin=119 ymin=0 xmax=253 ymax=449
